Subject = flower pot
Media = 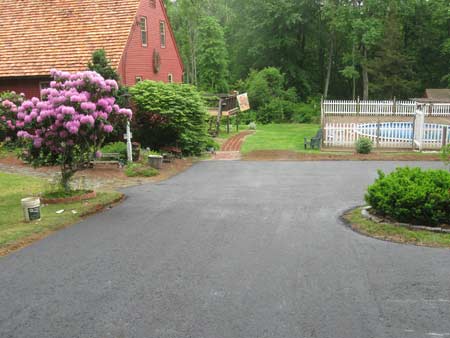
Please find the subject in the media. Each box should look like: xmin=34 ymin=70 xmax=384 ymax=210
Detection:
xmin=148 ymin=155 xmax=163 ymax=169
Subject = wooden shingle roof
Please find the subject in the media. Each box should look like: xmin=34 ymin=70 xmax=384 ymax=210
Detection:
xmin=0 ymin=0 xmax=141 ymax=78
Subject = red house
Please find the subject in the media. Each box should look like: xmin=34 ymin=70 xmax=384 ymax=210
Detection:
xmin=0 ymin=0 xmax=183 ymax=98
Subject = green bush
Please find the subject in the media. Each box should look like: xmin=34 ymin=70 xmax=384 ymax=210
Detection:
xmin=292 ymin=100 xmax=321 ymax=124
xmin=124 ymin=163 xmax=159 ymax=177
xmin=238 ymin=110 xmax=257 ymax=125
xmin=130 ymin=81 xmax=210 ymax=156
xmin=365 ymin=167 xmax=450 ymax=226
xmin=205 ymin=138 xmax=220 ymax=151
xmin=441 ymin=144 xmax=450 ymax=168
xmin=356 ymin=137 xmax=373 ymax=154
xmin=101 ymin=142 xmax=127 ymax=160
xmin=246 ymin=67 xmax=297 ymax=112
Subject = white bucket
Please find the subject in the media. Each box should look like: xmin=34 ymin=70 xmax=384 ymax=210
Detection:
xmin=21 ymin=197 xmax=41 ymax=222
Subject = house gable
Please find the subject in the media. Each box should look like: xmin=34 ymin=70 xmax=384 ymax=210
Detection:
xmin=118 ymin=0 xmax=184 ymax=85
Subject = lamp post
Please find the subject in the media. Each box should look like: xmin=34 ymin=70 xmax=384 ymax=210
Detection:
xmin=121 ymin=92 xmax=133 ymax=163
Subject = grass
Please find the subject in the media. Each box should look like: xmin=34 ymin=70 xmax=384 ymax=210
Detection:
xmin=125 ymin=163 xmax=159 ymax=177
xmin=42 ymin=189 xmax=92 ymax=199
xmin=344 ymin=207 xmax=450 ymax=248
xmin=241 ymin=123 xmax=320 ymax=154
xmin=0 ymin=172 xmax=122 ymax=255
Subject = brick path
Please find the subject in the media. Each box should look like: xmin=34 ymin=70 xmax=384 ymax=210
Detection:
xmin=213 ymin=131 xmax=254 ymax=160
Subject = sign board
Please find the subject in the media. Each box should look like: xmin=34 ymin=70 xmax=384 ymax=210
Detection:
xmin=237 ymin=93 xmax=250 ymax=112
xmin=28 ymin=207 xmax=41 ymax=221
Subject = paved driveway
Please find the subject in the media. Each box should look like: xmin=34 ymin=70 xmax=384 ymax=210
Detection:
xmin=1 ymin=161 xmax=449 ymax=338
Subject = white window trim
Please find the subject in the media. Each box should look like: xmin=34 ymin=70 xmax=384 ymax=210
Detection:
xmin=160 ymin=21 xmax=166 ymax=48
xmin=168 ymin=73 xmax=173 ymax=83
xmin=135 ymin=76 xmax=143 ymax=83
xmin=140 ymin=17 xmax=148 ymax=47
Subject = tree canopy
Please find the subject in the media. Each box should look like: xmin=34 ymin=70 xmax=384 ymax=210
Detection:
xmin=165 ymin=0 xmax=450 ymax=100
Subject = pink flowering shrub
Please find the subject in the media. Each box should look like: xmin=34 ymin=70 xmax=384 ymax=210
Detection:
xmin=5 ymin=70 xmax=132 ymax=191
xmin=0 ymin=91 xmax=25 ymax=141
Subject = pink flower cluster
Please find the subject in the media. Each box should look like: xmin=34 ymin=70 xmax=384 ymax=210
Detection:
xmin=6 ymin=70 xmax=132 ymax=154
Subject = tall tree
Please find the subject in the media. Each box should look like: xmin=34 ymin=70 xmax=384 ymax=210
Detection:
xmin=368 ymin=2 xmax=419 ymax=98
xmin=197 ymin=17 xmax=229 ymax=92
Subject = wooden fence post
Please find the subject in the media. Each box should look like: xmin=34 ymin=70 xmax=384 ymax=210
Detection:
xmin=376 ymin=117 xmax=380 ymax=148
xmin=392 ymin=96 xmax=397 ymax=115
xmin=443 ymin=126 xmax=448 ymax=147
xmin=356 ymin=96 xmax=360 ymax=115
xmin=215 ymin=98 xmax=223 ymax=136
xmin=320 ymin=96 xmax=324 ymax=128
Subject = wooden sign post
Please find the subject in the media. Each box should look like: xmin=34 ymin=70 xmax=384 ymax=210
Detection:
xmin=124 ymin=121 xmax=133 ymax=163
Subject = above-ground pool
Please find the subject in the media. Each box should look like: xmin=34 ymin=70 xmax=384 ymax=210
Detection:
xmin=356 ymin=122 xmax=450 ymax=142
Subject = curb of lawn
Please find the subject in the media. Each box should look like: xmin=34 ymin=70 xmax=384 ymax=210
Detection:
xmin=340 ymin=206 xmax=450 ymax=249
xmin=0 ymin=193 xmax=126 ymax=257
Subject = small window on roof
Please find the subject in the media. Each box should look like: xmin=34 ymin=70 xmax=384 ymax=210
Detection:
xmin=168 ymin=73 xmax=173 ymax=83
xmin=140 ymin=17 xmax=148 ymax=47
xmin=149 ymin=0 xmax=156 ymax=8
xmin=135 ymin=76 xmax=143 ymax=84
xmin=160 ymin=21 xmax=166 ymax=48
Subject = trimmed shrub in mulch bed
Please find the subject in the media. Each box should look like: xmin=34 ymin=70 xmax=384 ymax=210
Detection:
xmin=41 ymin=190 xmax=96 ymax=204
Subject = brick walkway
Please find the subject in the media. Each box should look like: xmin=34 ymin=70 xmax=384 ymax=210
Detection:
xmin=213 ymin=131 xmax=254 ymax=160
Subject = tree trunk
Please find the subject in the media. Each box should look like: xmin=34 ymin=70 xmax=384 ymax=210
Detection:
xmin=60 ymin=166 xmax=75 ymax=192
xmin=323 ymin=37 xmax=334 ymax=99
xmin=362 ymin=47 xmax=369 ymax=100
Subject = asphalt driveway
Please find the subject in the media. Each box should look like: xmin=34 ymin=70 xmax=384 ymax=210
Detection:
xmin=1 ymin=161 xmax=449 ymax=338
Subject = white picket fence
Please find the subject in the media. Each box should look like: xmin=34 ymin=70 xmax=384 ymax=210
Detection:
xmin=322 ymin=100 xmax=450 ymax=116
xmin=324 ymin=120 xmax=449 ymax=149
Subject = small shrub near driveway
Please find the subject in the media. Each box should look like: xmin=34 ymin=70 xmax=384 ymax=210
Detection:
xmin=130 ymin=81 xmax=210 ymax=156
xmin=365 ymin=167 xmax=450 ymax=226
xmin=124 ymin=163 xmax=159 ymax=177
xmin=442 ymin=144 xmax=450 ymax=169
xmin=356 ymin=137 xmax=373 ymax=154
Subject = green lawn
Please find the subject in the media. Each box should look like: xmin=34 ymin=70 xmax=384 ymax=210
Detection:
xmin=241 ymin=123 xmax=320 ymax=154
xmin=0 ymin=172 xmax=122 ymax=254
xmin=345 ymin=208 xmax=450 ymax=248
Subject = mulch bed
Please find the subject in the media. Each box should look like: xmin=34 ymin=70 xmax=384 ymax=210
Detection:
xmin=0 ymin=156 xmax=195 ymax=189
xmin=242 ymin=150 xmax=442 ymax=161
xmin=41 ymin=190 xmax=97 ymax=204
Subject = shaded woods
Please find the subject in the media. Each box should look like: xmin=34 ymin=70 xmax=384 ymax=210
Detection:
xmin=165 ymin=0 xmax=449 ymax=100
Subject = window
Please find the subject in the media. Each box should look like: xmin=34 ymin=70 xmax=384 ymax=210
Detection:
xmin=135 ymin=76 xmax=143 ymax=84
xmin=168 ymin=73 xmax=173 ymax=83
xmin=160 ymin=21 xmax=166 ymax=48
xmin=140 ymin=17 xmax=148 ymax=47
xmin=149 ymin=0 xmax=156 ymax=8
xmin=39 ymin=81 xmax=50 ymax=99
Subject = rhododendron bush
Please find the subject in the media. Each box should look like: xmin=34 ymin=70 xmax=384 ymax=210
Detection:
xmin=2 ymin=70 xmax=132 ymax=191
xmin=0 ymin=91 xmax=25 ymax=141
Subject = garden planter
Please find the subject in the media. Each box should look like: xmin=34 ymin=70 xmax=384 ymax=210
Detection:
xmin=21 ymin=197 xmax=41 ymax=222
xmin=148 ymin=155 xmax=163 ymax=169
xmin=132 ymin=142 xmax=141 ymax=162
xmin=41 ymin=190 xmax=96 ymax=205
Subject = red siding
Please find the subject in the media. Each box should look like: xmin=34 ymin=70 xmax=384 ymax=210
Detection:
xmin=118 ymin=0 xmax=183 ymax=86
xmin=0 ymin=77 xmax=49 ymax=98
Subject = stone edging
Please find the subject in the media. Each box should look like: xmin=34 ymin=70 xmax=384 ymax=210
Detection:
xmin=361 ymin=206 xmax=450 ymax=234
